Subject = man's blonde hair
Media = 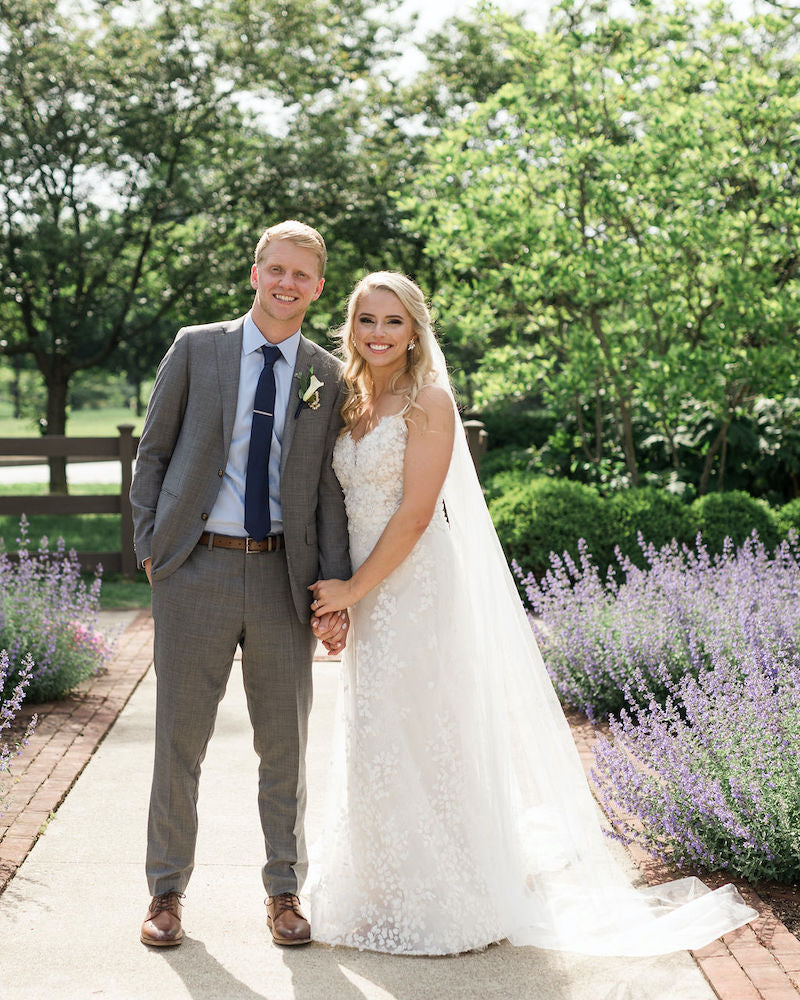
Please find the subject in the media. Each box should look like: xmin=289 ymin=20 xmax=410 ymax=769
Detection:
xmin=253 ymin=220 xmax=327 ymax=277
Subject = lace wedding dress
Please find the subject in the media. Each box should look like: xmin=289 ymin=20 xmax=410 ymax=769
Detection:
xmin=306 ymin=408 xmax=757 ymax=956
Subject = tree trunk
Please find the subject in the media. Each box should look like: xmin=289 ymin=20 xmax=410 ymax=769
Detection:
xmin=45 ymin=370 xmax=70 ymax=495
xmin=10 ymin=359 xmax=23 ymax=419
xmin=618 ymin=397 xmax=639 ymax=486
xmin=698 ymin=421 xmax=730 ymax=496
xmin=134 ymin=377 xmax=144 ymax=417
xmin=718 ymin=430 xmax=728 ymax=492
xmin=587 ymin=307 xmax=639 ymax=486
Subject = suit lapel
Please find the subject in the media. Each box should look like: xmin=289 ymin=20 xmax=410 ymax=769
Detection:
xmin=280 ymin=335 xmax=316 ymax=476
xmin=216 ymin=318 xmax=245 ymax=452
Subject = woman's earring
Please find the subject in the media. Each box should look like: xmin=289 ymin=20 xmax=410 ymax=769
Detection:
xmin=407 ymin=340 xmax=415 ymax=352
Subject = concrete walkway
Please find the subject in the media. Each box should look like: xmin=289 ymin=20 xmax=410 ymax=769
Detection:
xmin=0 ymin=619 xmax=727 ymax=1000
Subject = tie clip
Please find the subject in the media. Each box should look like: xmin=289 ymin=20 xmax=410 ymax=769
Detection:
xmin=253 ymin=409 xmax=273 ymax=416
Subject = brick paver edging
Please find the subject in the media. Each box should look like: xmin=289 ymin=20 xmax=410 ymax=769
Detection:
xmin=0 ymin=609 xmax=154 ymax=893
xmin=1 ymin=613 xmax=798 ymax=1000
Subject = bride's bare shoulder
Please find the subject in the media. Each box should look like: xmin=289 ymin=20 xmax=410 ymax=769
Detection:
xmin=409 ymin=383 xmax=454 ymax=434
xmin=416 ymin=382 xmax=452 ymax=414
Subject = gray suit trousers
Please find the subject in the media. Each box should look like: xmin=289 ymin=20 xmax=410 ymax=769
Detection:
xmin=147 ymin=542 xmax=316 ymax=897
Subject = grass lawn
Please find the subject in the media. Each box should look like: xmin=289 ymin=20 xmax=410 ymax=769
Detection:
xmin=96 ymin=574 xmax=151 ymax=610
xmin=1 ymin=482 xmax=121 ymax=550
xmin=0 ymin=403 xmax=145 ymax=438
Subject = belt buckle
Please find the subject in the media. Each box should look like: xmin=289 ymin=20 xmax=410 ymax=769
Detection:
xmin=245 ymin=537 xmax=258 ymax=554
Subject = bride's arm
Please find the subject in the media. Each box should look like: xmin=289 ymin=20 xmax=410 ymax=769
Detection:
xmin=310 ymin=384 xmax=455 ymax=614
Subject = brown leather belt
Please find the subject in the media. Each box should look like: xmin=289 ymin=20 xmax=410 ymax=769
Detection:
xmin=198 ymin=531 xmax=284 ymax=553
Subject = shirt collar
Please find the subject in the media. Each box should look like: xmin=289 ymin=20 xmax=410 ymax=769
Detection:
xmin=243 ymin=312 xmax=301 ymax=368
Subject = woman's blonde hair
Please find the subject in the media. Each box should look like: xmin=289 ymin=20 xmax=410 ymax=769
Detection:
xmin=337 ymin=272 xmax=440 ymax=433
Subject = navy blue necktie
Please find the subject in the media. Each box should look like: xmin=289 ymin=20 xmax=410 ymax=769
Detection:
xmin=244 ymin=344 xmax=282 ymax=541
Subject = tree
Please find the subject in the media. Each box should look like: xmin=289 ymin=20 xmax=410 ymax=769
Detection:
xmin=0 ymin=0 xmax=406 ymax=490
xmin=402 ymin=0 xmax=800 ymax=494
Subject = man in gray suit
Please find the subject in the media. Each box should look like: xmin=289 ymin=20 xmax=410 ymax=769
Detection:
xmin=130 ymin=220 xmax=350 ymax=948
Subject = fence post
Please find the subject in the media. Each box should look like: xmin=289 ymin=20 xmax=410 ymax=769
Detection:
xmin=118 ymin=424 xmax=136 ymax=579
xmin=463 ymin=420 xmax=488 ymax=479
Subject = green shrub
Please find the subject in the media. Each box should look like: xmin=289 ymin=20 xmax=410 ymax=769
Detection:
xmin=489 ymin=473 xmax=613 ymax=577
xmin=606 ymin=487 xmax=694 ymax=565
xmin=775 ymin=497 xmax=800 ymax=539
xmin=690 ymin=490 xmax=779 ymax=553
xmin=478 ymin=401 xmax=553 ymax=451
xmin=480 ymin=446 xmax=535 ymax=488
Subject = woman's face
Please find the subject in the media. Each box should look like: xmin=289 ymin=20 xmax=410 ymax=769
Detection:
xmin=351 ymin=289 xmax=415 ymax=377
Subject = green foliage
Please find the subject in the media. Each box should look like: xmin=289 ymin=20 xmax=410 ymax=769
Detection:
xmin=0 ymin=362 xmax=46 ymax=427
xmin=0 ymin=512 xmax=120 ymax=556
xmin=480 ymin=445 xmax=536 ymax=485
xmin=748 ymin=397 xmax=800 ymax=503
xmin=479 ymin=399 xmax=553 ymax=451
xmin=0 ymin=483 xmax=123 ymax=555
xmin=69 ymin=372 xmax=138 ymax=412
xmin=97 ymin=574 xmax=151 ymax=610
xmin=490 ymin=472 xmax=788 ymax=578
xmin=690 ymin=491 xmax=780 ymax=553
xmin=607 ymin=488 xmax=694 ymax=564
xmin=0 ymin=0 xmax=414 ymax=489
xmin=402 ymin=0 xmax=800 ymax=494
xmin=776 ymin=498 xmax=800 ymax=539
xmin=0 ymin=399 xmax=145 ymax=438
xmin=489 ymin=473 xmax=613 ymax=577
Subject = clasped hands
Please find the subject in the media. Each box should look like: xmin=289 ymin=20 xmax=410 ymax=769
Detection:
xmin=309 ymin=578 xmax=355 ymax=655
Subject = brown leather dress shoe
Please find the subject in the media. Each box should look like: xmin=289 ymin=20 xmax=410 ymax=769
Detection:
xmin=140 ymin=891 xmax=185 ymax=947
xmin=266 ymin=893 xmax=311 ymax=946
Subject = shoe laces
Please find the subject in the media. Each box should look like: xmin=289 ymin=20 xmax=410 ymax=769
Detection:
xmin=270 ymin=892 xmax=302 ymax=917
xmin=150 ymin=891 xmax=185 ymax=917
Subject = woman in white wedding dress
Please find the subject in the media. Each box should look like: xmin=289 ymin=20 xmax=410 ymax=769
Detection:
xmin=305 ymin=271 xmax=757 ymax=956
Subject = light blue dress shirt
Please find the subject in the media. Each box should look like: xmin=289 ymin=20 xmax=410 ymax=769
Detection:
xmin=205 ymin=312 xmax=300 ymax=537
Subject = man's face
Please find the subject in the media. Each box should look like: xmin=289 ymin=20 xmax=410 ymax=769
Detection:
xmin=250 ymin=240 xmax=324 ymax=330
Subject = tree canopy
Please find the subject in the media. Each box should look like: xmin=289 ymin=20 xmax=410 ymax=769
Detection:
xmin=3 ymin=0 xmax=800 ymax=501
xmin=0 ymin=0 xmax=408 ymax=488
xmin=402 ymin=0 xmax=800 ymax=495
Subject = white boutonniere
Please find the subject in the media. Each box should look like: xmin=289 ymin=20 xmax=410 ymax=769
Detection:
xmin=295 ymin=367 xmax=324 ymax=417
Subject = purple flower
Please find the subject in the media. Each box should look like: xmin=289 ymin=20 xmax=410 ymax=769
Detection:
xmin=516 ymin=531 xmax=800 ymax=882
xmin=0 ymin=650 xmax=37 ymax=811
xmin=0 ymin=518 xmax=115 ymax=703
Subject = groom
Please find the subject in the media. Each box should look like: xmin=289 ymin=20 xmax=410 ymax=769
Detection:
xmin=130 ymin=220 xmax=350 ymax=948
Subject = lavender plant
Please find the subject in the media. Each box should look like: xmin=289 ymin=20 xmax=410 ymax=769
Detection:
xmin=0 ymin=517 xmax=112 ymax=703
xmin=590 ymin=637 xmax=800 ymax=883
xmin=1 ymin=650 xmax=37 ymax=808
xmin=517 ymin=531 xmax=800 ymax=881
xmin=516 ymin=532 xmax=800 ymax=721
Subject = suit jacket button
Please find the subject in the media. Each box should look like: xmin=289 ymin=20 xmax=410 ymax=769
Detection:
xmin=201 ymin=513 xmax=209 ymax=521
xmin=218 ymin=468 xmax=224 ymax=477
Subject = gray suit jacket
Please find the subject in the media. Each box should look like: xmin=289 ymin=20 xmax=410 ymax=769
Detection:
xmin=130 ymin=317 xmax=350 ymax=623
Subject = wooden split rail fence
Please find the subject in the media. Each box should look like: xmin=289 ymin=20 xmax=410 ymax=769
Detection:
xmin=0 ymin=425 xmax=139 ymax=578
xmin=0 ymin=420 xmax=488 ymax=581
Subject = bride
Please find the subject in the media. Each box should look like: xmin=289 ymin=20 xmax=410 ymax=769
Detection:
xmin=305 ymin=271 xmax=757 ymax=956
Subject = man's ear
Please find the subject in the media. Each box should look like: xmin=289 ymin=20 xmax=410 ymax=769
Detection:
xmin=312 ymin=277 xmax=325 ymax=301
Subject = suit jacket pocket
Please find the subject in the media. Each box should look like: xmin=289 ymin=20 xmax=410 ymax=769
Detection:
xmin=151 ymin=488 xmax=181 ymax=563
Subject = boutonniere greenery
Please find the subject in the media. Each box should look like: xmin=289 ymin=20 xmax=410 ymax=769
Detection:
xmin=294 ymin=367 xmax=324 ymax=418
